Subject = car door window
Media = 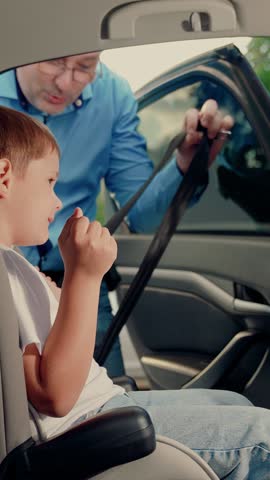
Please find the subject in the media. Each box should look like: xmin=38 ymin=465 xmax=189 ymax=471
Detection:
xmin=138 ymin=78 xmax=270 ymax=234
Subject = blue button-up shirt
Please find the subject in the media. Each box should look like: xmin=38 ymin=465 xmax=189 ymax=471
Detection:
xmin=0 ymin=66 xmax=198 ymax=270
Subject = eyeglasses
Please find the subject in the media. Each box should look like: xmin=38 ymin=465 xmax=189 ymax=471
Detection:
xmin=38 ymin=59 xmax=102 ymax=84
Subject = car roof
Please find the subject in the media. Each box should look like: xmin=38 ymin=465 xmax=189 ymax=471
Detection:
xmin=0 ymin=0 xmax=269 ymax=72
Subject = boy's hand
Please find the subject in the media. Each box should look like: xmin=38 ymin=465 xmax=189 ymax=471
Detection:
xmin=58 ymin=208 xmax=117 ymax=279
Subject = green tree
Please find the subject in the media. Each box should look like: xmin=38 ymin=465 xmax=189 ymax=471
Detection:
xmin=246 ymin=37 xmax=270 ymax=92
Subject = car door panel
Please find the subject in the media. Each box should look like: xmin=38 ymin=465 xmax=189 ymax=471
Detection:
xmin=116 ymin=234 xmax=270 ymax=295
xmin=115 ymin=233 xmax=270 ymax=391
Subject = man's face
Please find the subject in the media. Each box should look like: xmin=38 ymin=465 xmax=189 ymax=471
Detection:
xmin=16 ymin=52 xmax=100 ymax=114
xmin=10 ymin=150 xmax=62 ymax=246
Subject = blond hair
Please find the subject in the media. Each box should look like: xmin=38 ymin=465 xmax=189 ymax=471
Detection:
xmin=0 ymin=105 xmax=60 ymax=176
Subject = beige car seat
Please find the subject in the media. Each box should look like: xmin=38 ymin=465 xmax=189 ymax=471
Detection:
xmin=0 ymin=254 xmax=218 ymax=479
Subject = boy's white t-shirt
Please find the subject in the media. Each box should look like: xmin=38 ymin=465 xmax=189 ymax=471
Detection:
xmin=0 ymin=245 xmax=124 ymax=441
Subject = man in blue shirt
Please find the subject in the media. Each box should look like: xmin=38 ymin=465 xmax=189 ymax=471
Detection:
xmin=0 ymin=52 xmax=233 ymax=376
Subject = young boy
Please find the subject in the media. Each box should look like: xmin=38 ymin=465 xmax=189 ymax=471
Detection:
xmin=0 ymin=105 xmax=270 ymax=480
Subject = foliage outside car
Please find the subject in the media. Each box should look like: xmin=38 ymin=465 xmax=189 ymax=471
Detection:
xmin=246 ymin=37 xmax=270 ymax=92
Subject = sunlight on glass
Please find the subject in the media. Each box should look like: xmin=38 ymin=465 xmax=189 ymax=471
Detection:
xmin=102 ymin=37 xmax=250 ymax=91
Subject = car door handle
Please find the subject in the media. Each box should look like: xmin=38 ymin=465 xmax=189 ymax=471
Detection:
xmin=233 ymin=299 xmax=270 ymax=316
xmin=104 ymin=0 xmax=237 ymax=40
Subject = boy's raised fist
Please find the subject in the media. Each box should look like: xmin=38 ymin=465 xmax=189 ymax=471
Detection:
xmin=59 ymin=208 xmax=117 ymax=279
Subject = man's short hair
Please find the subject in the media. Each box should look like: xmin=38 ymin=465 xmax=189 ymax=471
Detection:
xmin=0 ymin=105 xmax=60 ymax=176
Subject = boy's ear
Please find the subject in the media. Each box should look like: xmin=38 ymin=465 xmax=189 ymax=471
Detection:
xmin=0 ymin=158 xmax=12 ymax=199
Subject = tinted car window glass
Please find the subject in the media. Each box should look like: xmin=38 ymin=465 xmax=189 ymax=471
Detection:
xmin=138 ymin=79 xmax=270 ymax=233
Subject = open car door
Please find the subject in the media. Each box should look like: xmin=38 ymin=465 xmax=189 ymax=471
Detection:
xmin=107 ymin=44 xmax=270 ymax=409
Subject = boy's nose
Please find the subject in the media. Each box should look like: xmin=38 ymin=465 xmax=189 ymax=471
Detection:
xmin=55 ymin=195 xmax=63 ymax=211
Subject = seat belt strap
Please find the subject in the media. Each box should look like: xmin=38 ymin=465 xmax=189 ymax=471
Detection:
xmin=104 ymin=131 xmax=186 ymax=290
xmin=105 ymin=131 xmax=186 ymax=234
xmin=97 ymin=129 xmax=210 ymax=365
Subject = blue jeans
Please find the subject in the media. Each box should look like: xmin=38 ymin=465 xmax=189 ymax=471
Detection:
xmin=94 ymin=282 xmax=125 ymax=377
xmin=99 ymin=389 xmax=270 ymax=479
